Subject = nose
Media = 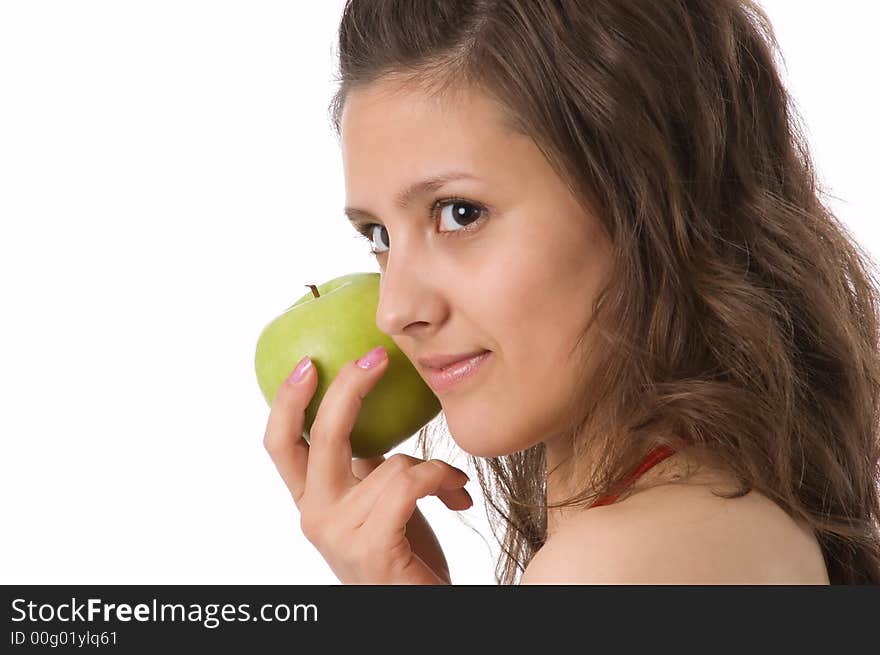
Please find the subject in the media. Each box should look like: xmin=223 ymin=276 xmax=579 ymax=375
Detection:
xmin=374 ymin=244 xmax=443 ymax=338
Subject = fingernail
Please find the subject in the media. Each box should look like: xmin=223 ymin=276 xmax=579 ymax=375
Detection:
xmin=287 ymin=356 xmax=312 ymax=384
xmin=356 ymin=346 xmax=387 ymax=370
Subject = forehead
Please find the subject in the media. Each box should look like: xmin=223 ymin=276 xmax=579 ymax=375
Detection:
xmin=340 ymin=80 xmax=525 ymax=193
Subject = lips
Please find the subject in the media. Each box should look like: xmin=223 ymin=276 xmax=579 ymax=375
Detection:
xmin=422 ymin=350 xmax=492 ymax=394
xmin=417 ymin=350 xmax=490 ymax=370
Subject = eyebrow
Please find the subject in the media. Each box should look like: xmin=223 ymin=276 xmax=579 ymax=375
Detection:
xmin=344 ymin=171 xmax=478 ymax=223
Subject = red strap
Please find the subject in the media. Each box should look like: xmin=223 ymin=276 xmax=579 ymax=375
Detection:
xmin=589 ymin=444 xmax=677 ymax=508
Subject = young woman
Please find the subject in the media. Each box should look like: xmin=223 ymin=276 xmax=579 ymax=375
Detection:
xmin=263 ymin=0 xmax=880 ymax=584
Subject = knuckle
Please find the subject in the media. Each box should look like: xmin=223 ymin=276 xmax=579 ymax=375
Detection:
xmin=427 ymin=458 xmax=464 ymax=479
xmin=393 ymin=467 xmax=423 ymax=496
xmin=299 ymin=511 xmax=318 ymax=541
xmin=385 ymin=453 xmax=414 ymax=474
xmin=425 ymin=459 xmax=455 ymax=478
xmin=299 ymin=507 xmax=325 ymax=544
xmin=426 ymin=458 xmax=448 ymax=472
xmin=262 ymin=430 xmax=280 ymax=456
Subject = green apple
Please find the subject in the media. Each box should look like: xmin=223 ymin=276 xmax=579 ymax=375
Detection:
xmin=254 ymin=272 xmax=442 ymax=458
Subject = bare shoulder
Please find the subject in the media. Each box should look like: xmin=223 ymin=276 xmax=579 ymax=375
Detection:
xmin=521 ymin=469 xmax=830 ymax=585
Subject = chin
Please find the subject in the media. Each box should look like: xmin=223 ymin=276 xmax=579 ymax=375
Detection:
xmin=461 ymin=445 xmax=514 ymax=458
xmin=442 ymin=393 xmax=537 ymax=458
xmin=447 ymin=427 xmax=523 ymax=459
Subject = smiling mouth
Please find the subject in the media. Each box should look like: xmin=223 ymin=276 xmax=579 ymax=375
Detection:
xmin=422 ymin=351 xmax=492 ymax=394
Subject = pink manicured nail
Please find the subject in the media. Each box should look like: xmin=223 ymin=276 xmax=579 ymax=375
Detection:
xmin=356 ymin=346 xmax=387 ymax=369
xmin=287 ymin=356 xmax=312 ymax=384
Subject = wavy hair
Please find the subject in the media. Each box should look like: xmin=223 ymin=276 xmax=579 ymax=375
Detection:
xmin=327 ymin=0 xmax=880 ymax=584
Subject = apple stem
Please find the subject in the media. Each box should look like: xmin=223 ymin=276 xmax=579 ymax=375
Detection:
xmin=306 ymin=284 xmax=320 ymax=299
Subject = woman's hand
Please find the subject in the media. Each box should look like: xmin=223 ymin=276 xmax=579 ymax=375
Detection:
xmin=262 ymin=346 xmax=472 ymax=584
xmin=351 ymin=454 xmax=458 ymax=584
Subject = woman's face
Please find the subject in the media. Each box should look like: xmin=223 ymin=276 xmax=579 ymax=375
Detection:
xmin=340 ymin=79 xmax=611 ymax=459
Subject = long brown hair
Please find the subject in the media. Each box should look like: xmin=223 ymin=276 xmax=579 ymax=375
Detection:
xmin=327 ymin=0 xmax=880 ymax=584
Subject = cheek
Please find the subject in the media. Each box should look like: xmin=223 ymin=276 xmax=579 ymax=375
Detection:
xmin=488 ymin=220 xmax=593 ymax=332
xmin=443 ymin=348 xmax=579 ymax=458
xmin=493 ymin=252 xmax=590 ymax=367
xmin=442 ymin=228 xmax=600 ymax=456
xmin=490 ymin=248 xmax=557 ymax=318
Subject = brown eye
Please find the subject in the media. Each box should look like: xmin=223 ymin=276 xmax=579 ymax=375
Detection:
xmin=366 ymin=224 xmax=390 ymax=253
xmin=359 ymin=197 xmax=487 ymax=257
xmin=438 ymin=200 xmax=483 ymax=232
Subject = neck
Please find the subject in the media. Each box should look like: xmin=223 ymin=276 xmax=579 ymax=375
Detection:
xmin=543 ymin=436 xmax=688 ymax=539
xmin=543 ymin=432 xmax=586 ymax=539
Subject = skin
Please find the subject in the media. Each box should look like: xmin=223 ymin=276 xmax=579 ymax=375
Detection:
xmin=340 ymin=78 xmax=612 ymax=540
xmin=263 ymin=351 xmax=473 ymax=584
xmin=521 ymin=453 xmax=831 ymax=584
xmin=264 ymin=76 xmax=829 ymax=584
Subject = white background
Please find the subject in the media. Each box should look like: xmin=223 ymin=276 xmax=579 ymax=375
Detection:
xmin=1 ymin=1 xmax=877 ymax=584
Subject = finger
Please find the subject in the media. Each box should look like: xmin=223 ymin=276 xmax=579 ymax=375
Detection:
xmin=353 ymin=454 xmax=471 ymax=513
xmin=352 ymin=455 xmax=386 ymax=481
xmin=306 ymin=346 xmax=390 ymax=503
xmin=262 ymin=356 xmax=319 ymax=507
xmin=366 ymin=460 xmax=471 ymax=531
xmin=355 ymin=453 xmax=421 ymax=489
xmin=347 ymin=453 xmax=422 ymax=515
xmin=437 ymin=485 xmax=473 ymax=511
